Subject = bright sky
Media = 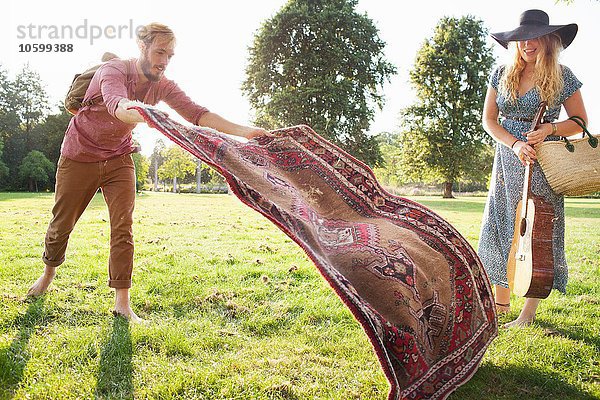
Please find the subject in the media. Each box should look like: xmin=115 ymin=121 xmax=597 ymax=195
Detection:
xmin=3 ymin=0 xmax=599 ymax=155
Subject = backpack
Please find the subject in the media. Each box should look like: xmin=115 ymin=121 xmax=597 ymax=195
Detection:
xmin=64 ymin=52 xmax=120 ymax=115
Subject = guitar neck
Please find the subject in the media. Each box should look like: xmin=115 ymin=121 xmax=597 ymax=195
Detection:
xmin=520 ymin=163 xmax=532 ymax=218
xmin=521 ymin=101 xmax=547 ymax=210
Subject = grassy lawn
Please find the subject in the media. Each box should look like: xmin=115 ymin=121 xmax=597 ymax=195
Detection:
xmin=0 ymin=192 xmax=598 ymax=399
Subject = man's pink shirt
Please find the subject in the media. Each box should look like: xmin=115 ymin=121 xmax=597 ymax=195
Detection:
xmin=61 ymin=58 xmax=209 ymax=162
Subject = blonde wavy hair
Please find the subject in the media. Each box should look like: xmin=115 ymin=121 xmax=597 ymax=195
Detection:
xmin=137 ymin=23 xmax=175 ymax=46
xmin=498 ymin=33 xmax=563 ymax=107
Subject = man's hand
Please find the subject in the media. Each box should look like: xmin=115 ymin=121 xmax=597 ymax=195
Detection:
xmin=244 ymin=127 xmax=271 ymax=139
xmin=197 ymin=112 xmax=277 ymax=140
xmin=115 ymin=99 xmax=148 ymax=124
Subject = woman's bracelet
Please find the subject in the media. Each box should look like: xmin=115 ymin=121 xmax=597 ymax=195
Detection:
xmin=551 ymin=122 xmax=558 ymax=135
xmin=510 ymin=139 xmax=519 ymax=149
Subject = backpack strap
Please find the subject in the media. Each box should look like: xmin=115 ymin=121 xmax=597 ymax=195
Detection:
xmin=81 ymin=58 xmax=133 ymax=109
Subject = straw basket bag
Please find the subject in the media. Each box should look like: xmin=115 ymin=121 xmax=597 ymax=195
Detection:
xmin=537 ymin=116 xmax=600 ymax=196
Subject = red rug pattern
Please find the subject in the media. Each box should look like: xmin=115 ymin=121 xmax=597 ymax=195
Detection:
xmin=134 ymin=107 xmax=498 ymax=400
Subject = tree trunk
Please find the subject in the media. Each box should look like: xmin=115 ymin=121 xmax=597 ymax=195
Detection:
xmin=173 ymin=176 xmax=178 ymax=193
xmin=443 ymin=182 xmax=454 ymax=199
xmin=153 ymin=158 xmax=158 ymax=191
xmin=196 ymin=161 xmax=202 ymax=194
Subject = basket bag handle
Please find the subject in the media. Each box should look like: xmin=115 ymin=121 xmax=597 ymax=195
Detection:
xmin=562 ymin=116 xmax=598 ymax=152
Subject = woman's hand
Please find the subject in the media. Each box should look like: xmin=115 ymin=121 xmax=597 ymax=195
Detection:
xmin=526 ymin=123 xmax=552 ymax=146
xmin=513 ymin=141 xmax=537 ymax=166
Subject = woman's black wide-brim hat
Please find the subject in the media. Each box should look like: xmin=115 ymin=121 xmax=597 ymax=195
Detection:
xmin=491 ymin=9 xmax=578 ymax=49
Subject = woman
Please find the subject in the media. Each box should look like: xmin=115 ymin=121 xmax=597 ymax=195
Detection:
xmin=478 ymin=9 xmax=588 ymax=328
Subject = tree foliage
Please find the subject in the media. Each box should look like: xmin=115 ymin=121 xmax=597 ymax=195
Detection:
xmin=0 ymin=67 xmax=21 ymax=142
xmin=193 ymin=158 xmax=225 ymax=187
xmin=132 ymin=151 xmax=150 ymax=192
xmin=0 ymin=138 xmax=8 ymax=181
xmin=149 ymin=138 xmax=166 ymax=191
xmin=13 ymin=66 xmax=50 ymax=134
xmin=18 ymin=150 xmax=54 ymax=192
xmin=29 ymin=106 xmax=71 ymax=166
xmin=398 ymin=16 xmax=495 ymax=197
xmin=372 ymin=132 xmax=404 ymax=188
xmin=242 ymin=0 xmax=396 ymax=166
xmin=158 ymin=146 xmax=196 ymax=192
xmin=0 ymin=64 xmax=58 ymax=190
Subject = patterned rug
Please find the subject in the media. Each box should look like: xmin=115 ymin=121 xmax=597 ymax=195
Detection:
xmin=133 ymin=106 xmax=498 ymax=400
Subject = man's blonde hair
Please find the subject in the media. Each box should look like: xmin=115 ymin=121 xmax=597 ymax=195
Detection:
xmin=499 ymin=33 xmax=563 ymax=107
xmin=137 ymin=23 xmax=175 ymax=46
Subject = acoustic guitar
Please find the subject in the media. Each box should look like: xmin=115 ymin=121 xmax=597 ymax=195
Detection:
xmin=506 ymin=102 xmax=555 ymax=299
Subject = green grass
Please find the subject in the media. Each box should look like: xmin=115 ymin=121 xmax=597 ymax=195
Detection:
xmin=0 ymin=192 xmax=598 ymax=399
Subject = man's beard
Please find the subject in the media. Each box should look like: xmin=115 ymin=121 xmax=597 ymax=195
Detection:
xmin=140 ymin=57 xmax=162 ymax=82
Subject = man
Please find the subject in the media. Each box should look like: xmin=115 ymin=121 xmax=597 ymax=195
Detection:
xmin=27 ymin=23 xmax=268 ymax=322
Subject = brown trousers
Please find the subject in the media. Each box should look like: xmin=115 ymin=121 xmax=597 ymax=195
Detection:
xmin=43 ymin=154 xmax=136 ymax=288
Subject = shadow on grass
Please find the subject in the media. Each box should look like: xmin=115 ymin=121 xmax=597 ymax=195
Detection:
xmin=0 ymin=296 xmax=47 ymax=398
xmin=450 ymin=363 xmax=597 ymax=400
xmin=95 ymin=315 xmax=133 ymax=399
xmin=536 ymin=319 xmax=600 ymax=353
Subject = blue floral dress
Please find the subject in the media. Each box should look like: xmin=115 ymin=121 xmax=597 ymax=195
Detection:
xmin=477 ymin=65 xmax=582 ymax=293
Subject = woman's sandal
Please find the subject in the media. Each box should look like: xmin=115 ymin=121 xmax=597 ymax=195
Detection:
xmin=495 ymin=302 xmax=511 ymax=314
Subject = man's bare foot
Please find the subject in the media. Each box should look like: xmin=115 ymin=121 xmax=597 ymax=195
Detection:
xmin=114 ymin=288 xmax=142 ymax=323
xmin=503 ymin=316 xmax=535 ymax=328
xmin=112 ymin=307 xmax=143 ymax=324
xmin=27 ymin=266 xmax=57 ymax=297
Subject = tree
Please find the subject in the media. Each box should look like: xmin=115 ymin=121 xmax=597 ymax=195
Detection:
xmin=132 ymin=152 xmax=150 ymax=192
xmin=0 ymin=66 xmax=22 ymax=190
xmin=0 ymin=66 xmax=21 ymax=143
xmin=193 ymin=158 xmax=225 ymax=193
xmin=13 ymin=65 xmax=50 ymax=136
xmin=195 ymin=158 xmax=203 ymax=193
xmin=18 ymin=150 xmax=54 ymax=192
xmin=149 ymin=139 xmax=166 ymax=191
xmin=29 ymin=105 xmax=71 ymax=165
xmin=242 ymin=0 xmax=396 ymax=167
xmin=398 ymin=16 xmax=495 ymax=198
xmin=0 ymin=138 xmax=8 ymax=183
xmin=158 ymin=146 xmax=196 ymax=192
xmin=0 ymin=64 xmax=50 ymax=190
xmin=372 ymin=132 xmax=404 ymax=188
